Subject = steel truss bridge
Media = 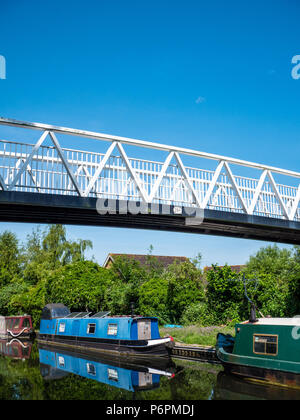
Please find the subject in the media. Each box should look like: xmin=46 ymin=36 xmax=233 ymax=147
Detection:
xmin=0 ymin=117 xmax=299 ymax=244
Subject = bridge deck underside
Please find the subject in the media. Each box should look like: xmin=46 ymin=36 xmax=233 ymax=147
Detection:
xmin=1 ymin=192 xmax=300 ymax=245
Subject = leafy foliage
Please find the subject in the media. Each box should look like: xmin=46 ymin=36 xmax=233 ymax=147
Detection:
xmin=139 ymin=277 xmax=170 ymax=323
xmin=165 ymin=261 xmax=205 ymax=322
xmin=0 ymin=224 xmax=300 ymax=329
xmin=47 ymin=261 xmax=112 ymax=313
xmin=0 ymin=231 xmax=22 ymax=286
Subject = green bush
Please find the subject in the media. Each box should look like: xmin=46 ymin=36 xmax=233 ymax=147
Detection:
xmin=0 ymin=282 xmax=29 ymax=316
xmin=205 ymin=265 xmax=245 ymax=323
xmin=139 ymin=277 xmax=170 ymax=324
xmin=2 ymin=224 xmax=300 ymax=333
xmin=165 ymin=261 xmax=205 ymax=323
xmin=10 ymin=280 xmax=47 ymax=328
xmin=180 ymin=302 xmax=215 ymax=326
xmin=47 ymin=261 xmax=112 ymax=313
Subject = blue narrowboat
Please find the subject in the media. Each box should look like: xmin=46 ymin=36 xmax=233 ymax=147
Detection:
xmin=37 ymin=304 xmax=174 ymax=358
xmin=39 ymin=346 xmax=175 ymax=392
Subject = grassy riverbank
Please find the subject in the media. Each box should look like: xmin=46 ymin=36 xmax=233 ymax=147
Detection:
xmin=160 ymin=325 xmax=235 ymax=347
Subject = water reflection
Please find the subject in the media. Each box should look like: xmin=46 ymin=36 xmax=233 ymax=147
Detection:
xmin=39 ymin=345 xmax=177 ymax=393
xmin=0 ymin=337 xmax=33 ymax=360
xmin=0 ymin=339 xmax=299 ymax=400
xmin=213 ymin=371 xmax=300 ymax=400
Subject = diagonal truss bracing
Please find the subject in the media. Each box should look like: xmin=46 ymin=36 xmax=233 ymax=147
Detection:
xmin=0 ymin=117 xmax=299 ymax=222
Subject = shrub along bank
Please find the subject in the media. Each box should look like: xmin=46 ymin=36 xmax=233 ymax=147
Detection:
xmin=0 ymin=225 xmax=300 ymax=333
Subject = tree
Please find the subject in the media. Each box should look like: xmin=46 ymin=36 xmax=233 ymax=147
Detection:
xmin=106 ymin=255 xmax=148 ymax=314
xmin=245 ymin=245 xmax=294 ymax=279
xmin=22 ymin=225 xmax=92 ymax=285
xmin=279 ymin=246 xmax=300 ymax=316
xmin=47 ymin=261 xmax=112 ymax=313
xmin=0 ymin=283 xmax=28 ymax=316
xmin=244 ymin=245 xmax=297 ymax=317
xmin=205 ymin=265 xmax=244 ymax=323
xmin=10 ymin=280 xmax=48 ymax=327
xmin=139 ymin=277 xmax=170 ymax=323
xmin=0 ymin=231 xmax=22 ymax=286
xmin=165 ymin=260 xmax=205 ymax=323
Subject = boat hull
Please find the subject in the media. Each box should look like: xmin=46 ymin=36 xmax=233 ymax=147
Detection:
xmin=220 ymin=361 xmax=300 ymax=388
xmin=37 ymin=333 xmax=173 ymax=359
xmin=217 ymin=347 xmax=300 ymax=388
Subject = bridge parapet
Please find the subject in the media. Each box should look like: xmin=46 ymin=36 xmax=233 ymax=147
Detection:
xmin=0 ymin=117 xmax=299 ymax=223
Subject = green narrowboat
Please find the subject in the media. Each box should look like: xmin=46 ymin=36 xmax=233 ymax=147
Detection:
xmin=216 ymin=317 xmax=300 ymax=388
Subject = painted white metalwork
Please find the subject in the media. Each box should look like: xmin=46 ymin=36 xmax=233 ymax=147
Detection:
xmin=0 ymin=117 xmax=299 ymax=222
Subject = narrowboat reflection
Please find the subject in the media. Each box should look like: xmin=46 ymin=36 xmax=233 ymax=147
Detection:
xmin=38 ymin=345 xmax=176 ymax=392
xmin=214 ymin=371 xmax=300 ymax=400
xmin=0 ymin=337 xmax=33 ymax=360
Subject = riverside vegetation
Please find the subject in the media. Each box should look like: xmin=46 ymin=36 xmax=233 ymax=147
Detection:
xmin=0 ymin=224 xmax=300 ymax=345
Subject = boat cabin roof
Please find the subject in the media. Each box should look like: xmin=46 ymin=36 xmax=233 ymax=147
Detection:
xmin=60 ymin=315 xmax=157 ymax=321
xmin=41 ymin=304 xmax=157 ymax=321
xmin=241 ymin=317 xmax=300 ymax=327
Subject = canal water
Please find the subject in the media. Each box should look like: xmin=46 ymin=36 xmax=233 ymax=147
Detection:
xmin=0 ymin=339 xmax=299 ymax=400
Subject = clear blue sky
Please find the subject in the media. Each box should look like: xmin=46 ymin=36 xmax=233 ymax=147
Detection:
xmin=0 ymin=0 xmax=299 ymax=267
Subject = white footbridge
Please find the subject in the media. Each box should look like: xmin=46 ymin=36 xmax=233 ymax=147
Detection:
xmin=0 ymin=117 xmax=299 ymax=244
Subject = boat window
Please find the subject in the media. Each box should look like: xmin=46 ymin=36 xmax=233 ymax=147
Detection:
xmin=59 ymin=322 xmax=66 ymax=333
xmin=107 ymin=324 xmax=118 ymax=336
xmin=58 ymin=356 xmax=65 ymax=367
xmin=87 ymin=323 xmax=96 ymax=334
xmin=87 ymin=363 xmax=96 ymax=376
xmin=253 ymin=334 xmax=278 ymax=356
xmin=13 ymin=319 xmax=21 ymax=329
xmin=107 ymin=368 xmax=118 ymax=382
xmin=22 ymin=318 xmax=30 ymax=328
xmin=6 ymin=319 xmax=13 ymax=329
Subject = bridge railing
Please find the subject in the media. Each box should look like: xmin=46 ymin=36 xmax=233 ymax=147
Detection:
xmin=0 ymin=117 xmax=299 ymax=222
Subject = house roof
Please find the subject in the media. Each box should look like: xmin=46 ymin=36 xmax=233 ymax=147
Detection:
xmin=103 ymin=253 xmax=189 ymax=268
